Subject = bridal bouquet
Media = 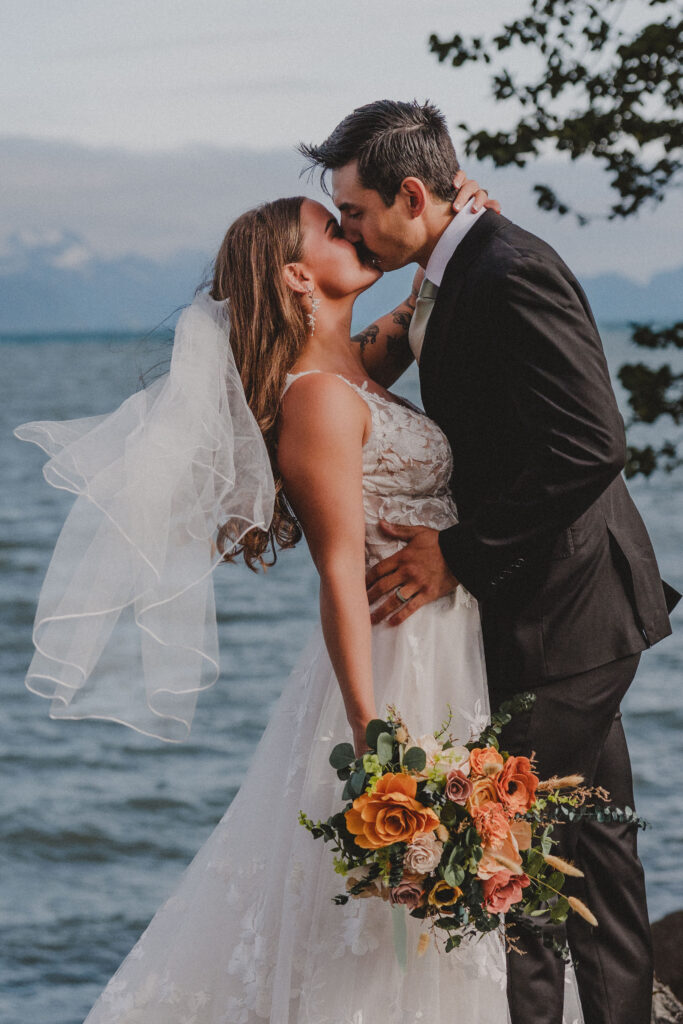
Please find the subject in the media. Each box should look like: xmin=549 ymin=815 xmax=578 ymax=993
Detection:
xmin=300 ymin=695 xmax=644 ymax=958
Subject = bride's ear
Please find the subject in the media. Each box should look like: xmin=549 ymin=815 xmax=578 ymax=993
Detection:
xmin=283 ymin=263 xmax=312 ymax=296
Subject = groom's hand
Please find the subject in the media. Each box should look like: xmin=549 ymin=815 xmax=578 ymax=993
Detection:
xmin=366 ymin=521 xmax=459 ymax=626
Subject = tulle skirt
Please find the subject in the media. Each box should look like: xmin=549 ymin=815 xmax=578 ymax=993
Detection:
xmin=83 ymin=593 xmax=516 ymax=1023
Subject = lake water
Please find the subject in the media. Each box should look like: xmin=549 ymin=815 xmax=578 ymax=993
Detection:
xmin=1 ymin=325 xmax=681 ymax=1024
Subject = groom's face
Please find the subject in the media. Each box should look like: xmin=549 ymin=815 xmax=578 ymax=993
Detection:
xmin=331 ymin=161 xmax=419 ymax=272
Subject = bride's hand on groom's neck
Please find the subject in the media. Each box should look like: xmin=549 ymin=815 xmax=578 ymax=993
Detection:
xmin=452 ymin=170 xmax=501 ymax=215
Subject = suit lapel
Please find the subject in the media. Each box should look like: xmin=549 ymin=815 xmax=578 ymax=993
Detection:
xmin=419 ymin=211 xmax=511 ymax=405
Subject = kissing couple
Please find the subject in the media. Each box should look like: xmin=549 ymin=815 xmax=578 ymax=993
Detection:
xmin=19 ymin=99 xmax=679 ymax=1024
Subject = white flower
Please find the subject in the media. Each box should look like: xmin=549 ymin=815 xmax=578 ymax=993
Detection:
xmin=435 ymin=744 xmax=470 ymax=776
xmin=415 ymin=733 xmax=444 ymax=775
xmin=404 ymin=830 xmax=443 ymax=874
xmin=414 ymin=735 xmax=470 ymax=778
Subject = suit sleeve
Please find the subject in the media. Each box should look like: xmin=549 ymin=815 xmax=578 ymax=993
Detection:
xmin=438 ymin=253 xmax=626 ymax=599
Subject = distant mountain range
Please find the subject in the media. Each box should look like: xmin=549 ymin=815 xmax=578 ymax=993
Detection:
xmin=1 ymin=230 xmax=681 ymax=333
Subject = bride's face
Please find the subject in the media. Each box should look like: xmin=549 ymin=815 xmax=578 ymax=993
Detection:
xmin=298 ymin=199 xmax=382 ymax=299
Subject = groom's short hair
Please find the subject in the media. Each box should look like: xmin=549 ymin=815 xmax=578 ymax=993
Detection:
xmin=299 ymin=100 xmax=460 ymax=207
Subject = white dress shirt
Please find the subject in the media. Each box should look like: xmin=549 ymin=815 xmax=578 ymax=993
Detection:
xmin=409 ymin=199 xmax=485 ymax=362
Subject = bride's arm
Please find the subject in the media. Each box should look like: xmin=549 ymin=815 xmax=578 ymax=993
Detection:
xmin=278 ymin=374 xmax=377 ymax=755
xmin=351 ymin=275 xmax=421 ymax=389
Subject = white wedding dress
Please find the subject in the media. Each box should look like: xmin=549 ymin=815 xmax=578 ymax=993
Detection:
xmin=82 ymin=373 xmax=579 ymax=1024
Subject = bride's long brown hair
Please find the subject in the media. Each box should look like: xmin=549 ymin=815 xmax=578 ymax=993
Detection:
xmin=209 ymin=196 xmax=308 ymax=570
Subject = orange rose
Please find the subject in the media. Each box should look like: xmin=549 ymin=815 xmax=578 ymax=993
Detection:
xmin=466 ymin=775 xmax=499 ymax=814
xmin=345 ymin=773 xmax=440 ymax=850
xmin=469 ymin=746 xmax=505 ymax=777
xmin=472 ymin=800 xmax=510 ymax=848
xmin=496 ymin=756 xmax=539 ymax=814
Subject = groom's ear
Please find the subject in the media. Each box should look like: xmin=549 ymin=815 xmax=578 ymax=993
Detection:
xmin=399 ymin=177 xmax=428 ymax=219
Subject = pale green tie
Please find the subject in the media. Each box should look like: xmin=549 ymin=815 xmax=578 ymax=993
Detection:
xmin=408 ymin=277 xmax=439 ymax=363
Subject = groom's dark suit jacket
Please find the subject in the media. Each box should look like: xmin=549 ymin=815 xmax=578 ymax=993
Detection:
xmin=420 ymin=210 xmax=678 ymax=691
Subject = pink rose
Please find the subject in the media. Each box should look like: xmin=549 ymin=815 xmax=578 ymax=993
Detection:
xmin=445 ymin=769 xmax=473 ymax=805
xmin=482 ymin=869 xmax=531 ymax=914
xmin=389 ymin=874 xmax=425 ymax=909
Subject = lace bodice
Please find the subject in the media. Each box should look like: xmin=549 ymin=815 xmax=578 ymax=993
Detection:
xmin=283 ymin=372 xmax=459 ymax=568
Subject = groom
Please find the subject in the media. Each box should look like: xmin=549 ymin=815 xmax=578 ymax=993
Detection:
xmin=300 ymin=100 xmax=679 ymax=1024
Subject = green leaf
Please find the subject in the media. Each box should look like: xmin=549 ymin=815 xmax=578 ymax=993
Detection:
xmin=377 ymin=732 xmax=395 ymax=766
xmin=550 ymin=896 xmax=570 ymax=923
xmin=403 ymin=746 xmax=427 ymax=772
xmin=329 ymin=743 xmax=356 ymax=770
xmin=451 ymin=865 xmax=466 ymax=887
xmin=349 ymin=769 xmax=367 ymax=798
xmin=546 ymin=870 xmax=565 ymax=892
xmin=524 ymin=849 xmax=545 ymax=876
xmin=365 ymin=719 xmax=390 ymax=750
xmin=441 ymin=801 xmax=457 ymax=826
xmin=443 ymin=865 xmax=459 ymax=888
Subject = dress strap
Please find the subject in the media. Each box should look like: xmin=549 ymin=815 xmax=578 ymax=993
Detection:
xmin=282 ymin=370 xmax=370 ymax=401
xmin=281 ymin=369 xmax=322 ymax=398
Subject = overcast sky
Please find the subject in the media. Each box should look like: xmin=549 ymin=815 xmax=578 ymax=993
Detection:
xmin=1 ymin=0 xmax=679 ymax=281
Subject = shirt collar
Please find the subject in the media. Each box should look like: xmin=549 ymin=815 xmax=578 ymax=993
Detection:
xmin=423 ymin=198 xmax=486 ymax=288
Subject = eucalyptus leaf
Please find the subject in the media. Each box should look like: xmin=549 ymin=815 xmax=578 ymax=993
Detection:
xmin=546 ymin=870 xmax=565 ymax=892
xmin=550 ymin=897 xmax=570 ymax=923
xmin=443 ymin=865 xmax=458 ymax=888
xmin=365 ymin=719 xmax=390 ymax=750
xmin=377 ymin=732 xmax=395 ymax=766
xmin=403 ymin=746 xmax=427 ymax=772
xmin=329 ymin=743 xmax=356 ymax=770
xmin=349 ymin=769 xmax=367 ymax=798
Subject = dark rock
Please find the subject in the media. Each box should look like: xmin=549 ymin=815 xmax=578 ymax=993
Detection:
xmin=652 ymin=977 xmax=683 ymax=1023
xmin=652 ymin=912 xmax=683 ymax=1003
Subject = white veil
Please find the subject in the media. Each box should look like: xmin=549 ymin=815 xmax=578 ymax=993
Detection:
xmin=14 ymin=293 xmax=275 ymax=742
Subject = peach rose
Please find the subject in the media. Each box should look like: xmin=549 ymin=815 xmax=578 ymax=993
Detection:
xmin=472 ymin=800 xmax=511 ymax=848
xmin=466 ymin=775 xmax=499 ymax=813
xmin=481 ymin=869 xmax=530 ymax=914
xmin=477 ymin=829 xmax=524 ymax=880
xmin=445 ymin=768 xmax=473 ymax=805
xmin=510 ymin=818 xmax=532 ymax=851
xmin=345 ymin=773 xmax=439 ymax=850
xmin=469 ymin=746 xmax=505 ymax=777
xmin=496 ymin=756 xmax=539 ymax=814
xmin=404 ymin=830 xmax=443 ymax=875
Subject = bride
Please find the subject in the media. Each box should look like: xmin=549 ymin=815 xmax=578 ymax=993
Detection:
xmin=17 ymin=179 xmax=580 ymax=1022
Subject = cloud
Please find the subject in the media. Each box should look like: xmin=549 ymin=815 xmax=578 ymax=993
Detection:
xmin=1 ymin=135 xmax=681 ymax=283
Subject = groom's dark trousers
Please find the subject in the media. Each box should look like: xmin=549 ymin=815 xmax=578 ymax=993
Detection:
xmin=419 ymin=211 xmax=679 ymax=1023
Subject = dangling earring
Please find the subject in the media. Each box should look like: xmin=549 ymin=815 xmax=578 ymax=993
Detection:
xmin=305 ymin=284 xmax=321 ymax=335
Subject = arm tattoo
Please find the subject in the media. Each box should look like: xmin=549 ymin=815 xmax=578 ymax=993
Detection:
xmin=352 ymin=323 xmax=380 ymax=354
xmin=392 ymin=308 xmax=412 ymax=333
